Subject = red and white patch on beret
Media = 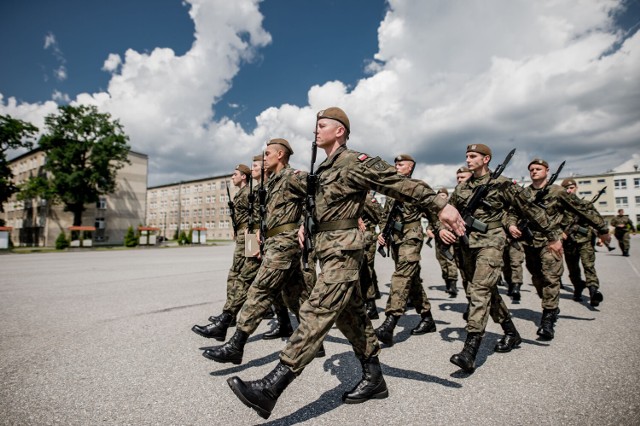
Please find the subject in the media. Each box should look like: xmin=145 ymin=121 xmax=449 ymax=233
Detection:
xmin=358 ymin=154 xmax=368 ymax=161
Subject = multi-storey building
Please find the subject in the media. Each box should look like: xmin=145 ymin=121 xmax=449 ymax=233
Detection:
xmin=146 ymin=175 xmax=239 ymax=241
xmin=2 ymin=148 xmax=148 ymax=247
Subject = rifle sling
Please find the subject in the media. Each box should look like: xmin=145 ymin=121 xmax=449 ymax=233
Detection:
xmin=314 ymin=219 xmax=359 ymax=233
xmin=266 ymin=222 xmax=299 ymax=238
xmin=484 ymin=221 xmax=503 ymax=231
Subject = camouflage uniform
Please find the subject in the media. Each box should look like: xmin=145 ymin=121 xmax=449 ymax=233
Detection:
xmin=508 ymin=185 xmax=606 ymax=311
xmin=235 ymin=165 xmax=310 ymax=335
xmin=502 ymin=240 xmax=524 ymax=297
xmin=360 ymin=193 xmax=383 ymax=301
xmin=279 ymin=145 xmax=448 ymax=374
xmin=381 ymin=200 xmax=432 ymax=316
xmin=223 ymin=184 xmax=261 ymax=315
xmin=610 ymin=213 xmax=634 ymax=256
xmin=429 ymin=222 xmax=459 ymax=287
xmin=449 ymin=173 xmax=555 ymax=334
xmin=561 ymin=195 xmax=609 ymax=292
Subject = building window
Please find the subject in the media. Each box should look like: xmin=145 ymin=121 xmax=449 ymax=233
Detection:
xmin=578 ymin=191 xmax=592 ymax=197
xmin=577 ymin=180 xmax=591 ymax=185
xmin=597 ymin=179 xmax=605 ymax=183
xmin=95 ymin=218 xmax=106 ymax=230
xmin=636 ymin=196 xmax=640 ymax=206
xmin=598 ymin=201 xmax=607 ymax=207
xmin=635 ymin=178 xmax=640 ymax=188
xmin=615 ymin=197 xmax=628 ymax=207
xmin=614 ymin=179 xmax=627 ymax=190
xmin=97 ymin=197 xmax=107 ymax=209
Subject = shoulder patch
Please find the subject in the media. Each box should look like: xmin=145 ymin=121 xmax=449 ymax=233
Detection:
xmin=363 ymin=156 xmax=389 ymax=172
xmin=358 ymin=153 xmax=369 ymax=162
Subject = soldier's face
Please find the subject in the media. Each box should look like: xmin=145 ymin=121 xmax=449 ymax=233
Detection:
xmin=466 ymin=152 xmax=489 ymax=172
xmin=565 ymin=184 xmax=577 ymax=194
xmin=395 ymin=160 xmax=414 ymax=176
xmin=316 ymin=118 xmax=342 ymax=148
xmin=231 ymin=170 xmax=244 ymax=186
xmin=456 ymin=171 xmax=472 ymax=183
xmin=251 ymin=161 xmax=262 ymax=180
xmin=529 ymin=165 xmax=548 ymax=181
xmin=264 ymin=146 xmax=281 ymax=171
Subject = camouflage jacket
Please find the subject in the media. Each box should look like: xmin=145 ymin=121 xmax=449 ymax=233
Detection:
xmin=361 ymin=193 xmax=384 ymax=230
xmin=233 ymin=184 xmax=251 ymax=229
xmin=610 ymin=214 xmax=634 ymax=232
xmin=449 ymin=172 xmax=556 ymax=249
xmin=560 ymin=194 xmax=608 ymax=243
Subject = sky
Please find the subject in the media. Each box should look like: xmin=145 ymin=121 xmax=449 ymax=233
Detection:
xmin=1 ymin=0 xmax=639 ymax=188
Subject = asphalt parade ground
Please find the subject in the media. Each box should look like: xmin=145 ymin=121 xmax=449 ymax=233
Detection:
xmin=1 ymin=238 xmax=639 ymax=425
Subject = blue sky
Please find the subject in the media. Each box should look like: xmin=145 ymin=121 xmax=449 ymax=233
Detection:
xmin=1 ymin=0 xmax=639 ymax=188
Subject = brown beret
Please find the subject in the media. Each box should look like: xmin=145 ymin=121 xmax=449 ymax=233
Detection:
xmin=466 ymin=144 xmax=492 ymax=157
xmin=437 ymin=187 xmax=449 ymax=195
xmin=456 ymin=166 xmax=471 ymax=174
xmin=528 ymin=158 xmax=549 ymax=169
xmin=561 ymin=178 xmax=577 ymax=188
xmin=317 ymin=107 xmax=350 ymax=135
xmin=267 ymin=138 xmax=293 ymax=155
xmin=235 ymin=164 xmax=250 ymax=176
xmin=252 ymin=154 xmax=263 ymax=162
xmin=394 ymin=154 xmax=415 ymax=163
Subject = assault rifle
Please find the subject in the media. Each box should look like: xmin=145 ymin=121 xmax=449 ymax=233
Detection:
xmin=247 ymin=167 xmax=255 ymax=232
xmin=226 ymin=181 xmax=237 ymax=237
xmin=439 ymin=149 xmax=516 ymax=258
xmin=516 ymin=160 xmax=565 ymax=242
xmin=302 ymin=126 xmax=318 ymax=271
xmin=258 ymin=152 xmax=267 ymax=255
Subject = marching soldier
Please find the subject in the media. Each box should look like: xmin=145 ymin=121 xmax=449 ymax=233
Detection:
xmin=375 ymin=154 xmax=438 ymax=347
xmin=201 ymin=139 xmax=313 ymax=365
xmin=454 ymin=166 xmax=473 ymax=317
xmin=226 ymin=107 xmax=466 ymax=420
xmin=191 ymin=164 xmax=256 ymax=340
xmin=502 ymin=236 xmax=525 ymax=302
xmin=360 ymin=191 xmax=384 ymax=319
xmin=441 ymin=145 xmax=560 ymax=374
xmin=610 ymin=208 xmax=635 ymax=257
xmin=560 ymin=178 xmax=610 ymax=306
xmin=507 ymin=160 xmax=610 ymax=341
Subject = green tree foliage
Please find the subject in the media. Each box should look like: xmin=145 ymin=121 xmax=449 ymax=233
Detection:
xmin=0 ymin=115 xmax=38 ymax=211
xmin=20 ymin=105 xmax=131 ymax=226
xmin=124 ymin=226 xmax=138 ymax=247
xmin=55 ymin=231 xmax=69 ymax=250
xmin=178 ymin=230 xmax=190 ymax=245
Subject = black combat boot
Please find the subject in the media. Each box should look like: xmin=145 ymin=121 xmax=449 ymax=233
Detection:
xmin=573 ymin=280 xmax=586 ymax=302
xmin=536 ymin=308 xmax=558 ymax=340
xmin=446 ymin=280 xmax=458 ymax=298
xmin=623 ymin=250 xmax=629 ymax=257
xmin=511 ymin=283 xmax=522 ymax=302
xmin=507 ymin=282 xmax=514 ymax=296
xmin=263 ymin=307 xmax=294 ymax=340
xmin=463 ymin=302 xmax=470 ymax=321
xmin=494 ymin=318 xmax=522 ymax=353
xmin=342 ymin=356 xmax=389 ymax=404
xmin=209 ymin=313 xmax=236 ymax=327
xmin=202 ymin=329 xmax=248 ymax=364
xmin=365 ymin=300 xmax=379 ymax=320
xmin=192 ymin=311 xmax=233 ymax=341
xmin=450 ymin=332 xmax=483 ymax=373
xmin=263 ymin=305 xmax=276 ymax=319
xmin=588 ymin=285 xmax=603 ymax=307
xmin=411 ymin=310 xmax=437 ymax=335
xmin=374 ymin=315 xmax=399 ymax=347
xmin=227 ymin=362 xmax=296 ymax=419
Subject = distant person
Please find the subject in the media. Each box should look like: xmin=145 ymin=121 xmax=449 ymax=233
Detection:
xmin=610 ymin=209 xmax=635 ymax=257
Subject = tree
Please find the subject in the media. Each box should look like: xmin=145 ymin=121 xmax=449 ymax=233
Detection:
xmin=21 ymin=105 xmax=131 ymax=226
xmin=0 ymin=115 xmax=38 ymax=211
xmin=123 ymin=226 xmax=138 ymax=247
xmin=55 ymin=231 xmax=69 ymax=250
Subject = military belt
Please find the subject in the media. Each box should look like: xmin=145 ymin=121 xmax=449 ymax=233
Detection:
xmin=314 ymin=219 xmax=359 ymax=233
xmin=266 ymin=222 xmax=299 ymax=238
xmin=485 ymin=221 xmax=504 ymax=231
xmin=236 ymin=222 xmax=248 ymax=232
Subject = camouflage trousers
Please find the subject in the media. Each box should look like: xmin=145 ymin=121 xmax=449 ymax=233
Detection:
xmin=461 ymin=245 xmax=510 ymax=333
xmin=454 ymin=245 xmax=470 ymax=297
xmin=523 ymin=244 xmax=564 ymax=310
xmin=385 ymin=235 xmax=431 ymax=316
xmin=614 ymin=229 xmax=631 ymax=253
xmin=360 ymin=229 xmax=379 ymax=300
xmin=502 ymin=242 xmax=525 ymax=285
xmin=280 ymin=242 xmax=379 ymax=374
xmin=236 ymin=231 xmax=311 ymax=336
xmin=435 ymin=240 xmax=459 ymax=281
xmin=563 ymin=240 xmax=599 ymax=289
xmin=222 ymin=232 xmax=261 ymax=315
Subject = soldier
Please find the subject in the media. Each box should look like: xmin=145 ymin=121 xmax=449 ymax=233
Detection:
xmin=610 ymin=208 xmax=635 ymax=257
xmin=560 ymin=178 xmax=610 ymax=306
xmin=440 ymin=145 xmax=561 ymax=374
xmin=507 ymin=160 xmax=610 ymax=341
xmin=191 ymin=164 xmax=257 ymax=340
xmin=225 ymin=107 xmax=465 ymax=420
xmin=375 ymin=154 xmax=438 ymax=347
xmin=427 ymin=188 xmax=459 ymax=298
xmin=201 ymin=139 xmax=314 ymax=365
xmin=502 ymin=236 xmax=525 ymax=302
xmin=360 ymin=191 xmax=384 ymax=319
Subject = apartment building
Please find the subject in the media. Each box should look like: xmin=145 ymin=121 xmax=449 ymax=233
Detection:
xmin=146 ymin=175 xmax=240 ymax=240
xmin=2 ymin=148 xmax=148 ymax=247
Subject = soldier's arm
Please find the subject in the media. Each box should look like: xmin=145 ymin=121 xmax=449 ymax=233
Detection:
xmin=557 ymin=189 xmax=608 ymax=235
xmin=506 ymin=182 xmax=561 ymax=242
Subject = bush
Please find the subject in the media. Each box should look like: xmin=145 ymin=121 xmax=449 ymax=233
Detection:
xmin=178 ymin=230 xmax=190 ymax=245
xmin=55 ymin=231 xmax=69 ymax=250
xmin=173 ymin=229 xmax=179 ymax=240
xmin=124 ymin=226 xmax=138 ymax=247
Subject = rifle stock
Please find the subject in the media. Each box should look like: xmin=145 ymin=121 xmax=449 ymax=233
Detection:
xmin=226 ymin=181 xmax=237 ymax=237
xmin=302 ymin=123 xmax=318 ymax=271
